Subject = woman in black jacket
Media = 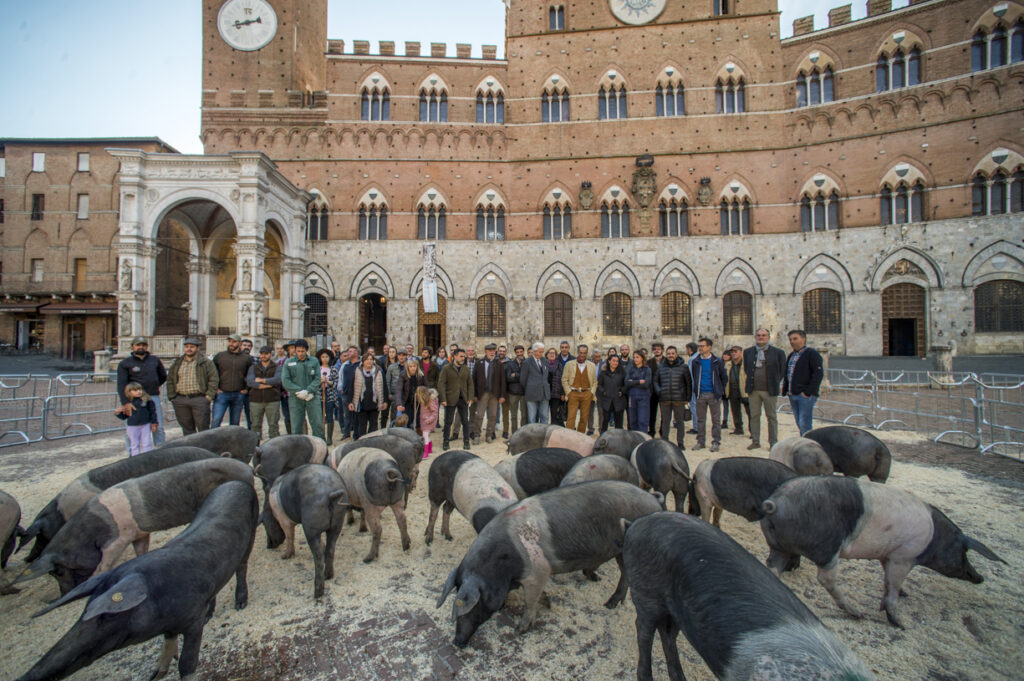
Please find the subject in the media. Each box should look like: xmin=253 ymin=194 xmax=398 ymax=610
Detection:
xmin=396 ymin=358 xmax=427 ymax=430
xmin=596 ymin=354 xmax=627 ymax=432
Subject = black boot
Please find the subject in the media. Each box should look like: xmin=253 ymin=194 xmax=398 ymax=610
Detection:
xmin=326 ymin=421 xmax=334 ymax=444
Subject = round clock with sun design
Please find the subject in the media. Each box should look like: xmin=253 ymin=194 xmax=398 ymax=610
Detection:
xmin=609 ymin=0 xmax=667 ymax=25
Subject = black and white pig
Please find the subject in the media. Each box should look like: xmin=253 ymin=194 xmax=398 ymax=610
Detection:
xmin=333 ymin=433 xmax=420 ymax=494
xmin=560 ymin=454 xmax=640 ymax=487
xmin=507 ymin=423 xmax=595 ymax=457
xmin=624 ymin=512 xmax=875 ymax=681
xmin=690 ymin=456 xmax=797 ymax=525
xmin=1 ymin=490 xmax=25 ymax=595
xmin=437 ymin=480 xmax=663 ymax=647
xmin=15 ymin=480 xmax=258 ymax=681
xmin=151 ymin=425 xmax=259 ymax=463
xmin=804 ymin=425 xmax=892 ymax=482
xmin=494 ymin=447 xmax=582 ymax=498
xmin=331 ymin=446 xmax=411 ymax=563
xmin=21 ymin=457 xmax=254 ymax=595
xmin=425 ymin=450 xmax=518 ymax=544
xmin=592 ymin=429 xmax=649 ymax=458
xmin=360 ymin=426 xmax=425 ymax=459
xmin=20 ymin=446 xmax=218 ymax=562
xmin=761 ymin=475 xmax=1006 ymax=627
xmin=252 ymin=434 xmax=329 ymax=489
xmin=267 ymin=464 xmax=350 ymax=600
xmin=630 ymin=439 xmax=691 ymax=511
xmin=769 ymin=436 xmax=835 ymax=476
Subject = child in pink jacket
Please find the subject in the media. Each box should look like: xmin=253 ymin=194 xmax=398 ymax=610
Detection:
xmin=416 ymin=386 xmax=439 ymax=458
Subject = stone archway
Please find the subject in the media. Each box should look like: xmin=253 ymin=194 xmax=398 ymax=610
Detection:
xmin=882 ymin=283 xmax=926 ymax=356
xmin=359 ymin=293 xmax=388 ymax=352
xmin=418 ymin=295 xmax=447 ymax=354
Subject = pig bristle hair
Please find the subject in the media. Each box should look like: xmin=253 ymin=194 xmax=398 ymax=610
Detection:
xmin=722 ymin=620 xmax=875 ymax=681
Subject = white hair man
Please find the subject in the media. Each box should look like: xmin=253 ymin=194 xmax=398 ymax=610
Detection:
xmin=521 ymin=342 xmax=551 ymax=424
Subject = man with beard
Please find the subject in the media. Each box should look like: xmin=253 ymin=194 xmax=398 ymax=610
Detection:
xmin=116 ymin=336 xmax=168 ymax=449
xmin=166 ymin=337 xmax=219 ymax=435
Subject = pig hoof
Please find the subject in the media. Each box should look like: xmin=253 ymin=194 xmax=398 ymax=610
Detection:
xmin=0 ymin=585 xmax=20 ymax=595
xmin=582 ymin=569 xmax=600 ymax=582
xmin=403 ymin=541 xmax=411 ymax=552
xmin=362 ymin=554 xmax=376 ymax=564
xmin=235 ymin=598 xmax=248 ymax=610
xmin=444 ymin=533 xmax=453 ymax=541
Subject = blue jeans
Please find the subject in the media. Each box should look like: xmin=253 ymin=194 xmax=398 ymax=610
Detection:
xmin=527 ymin=400 xmax=549 ymax=424
xmin=628 ymin=392 xmax=650 ymax=433
xmin=211 ymin=391 xmax=245 ymax=427
xmin=124 ymin=396 xmax=165 ymax=453
xmin=789 ymin=394 xmax=817 ymax=435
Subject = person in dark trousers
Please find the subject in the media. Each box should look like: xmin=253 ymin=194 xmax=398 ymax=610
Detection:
xmin=690 ymin=338 xmax=728 ymax=452
xmin=396 ymin=357 xmax=427 ymax=428
xmin=437 ymin=348 xmax=474 ymax=450
xmin=724 ymin=345 xmax=750 ymax=436
xmin=240 ymin=338 xmax=254 ymax=428
xmin=349 ymin=352 xmax=387 ymax=439
xmin=653 ymin=345 xmax=693 ymax=450
xmin=166 ymin=338 xmax=219 ymax=435
xmin=685 ymin=342 xmax=699 ymax=434
xmin=116 ymin=336 xmax=168 ymax=451
xmin=504 ymin=344 xmax=527 ymax=439
xmin=596 ymin=354 xmax=627 ymax=432
xmin=742 ymin=328 xmax=787 ymax=450
xmin=471 ymin=343 xmax=507 ymax=444
xmin=782 ymin=329 xmax=825 ymax=436
xmin=626 ymin=350 xmax=653 ymax=433
xmin=339 ymin=346 xmax=361 ymax=440
xmin=646 ymin=342 xmax=664 ymax=437
xmin=247 ymin=345 xmax=282 ymax=441
xmin=276 ymin=341 xmax=294 ymax=433
xmin=546 ymin=348 xmax=565 ymax=428
xmin=211 ymin=334 xmax=251 ymax=427
xmin=521 ymin=342 xmax=551 ymax=424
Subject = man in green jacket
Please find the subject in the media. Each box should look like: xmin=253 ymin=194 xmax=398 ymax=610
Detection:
xmin=166 ymin=337 xmax=219 ymax=435
xmin=281 ymin=339 xmax=324 ymax=440
xmin=437 ymin=347 xmax=474 ymax=450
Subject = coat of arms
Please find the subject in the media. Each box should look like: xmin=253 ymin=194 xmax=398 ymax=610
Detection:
xmin=697 ymin=177 xmax=713 ymax=207
xmin=579 ymin=181 xmax=594 ymax=210
xmin=632 ymin=155 xmax=657 ymax=209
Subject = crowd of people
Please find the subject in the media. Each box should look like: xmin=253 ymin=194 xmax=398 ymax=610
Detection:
xmin=113 ymin=328 xmax=824 ymax=456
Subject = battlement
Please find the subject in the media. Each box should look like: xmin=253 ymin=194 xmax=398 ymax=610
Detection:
xmin=326 ymin=40 xmax=501 ymax=60
xmin=789 ymin=0 xmax=936 ymax=39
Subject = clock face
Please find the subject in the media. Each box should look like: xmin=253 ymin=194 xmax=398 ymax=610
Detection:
xmin=609 ymin=0 xmax=667 ymax=25
xmin=217 ymin=0 xmax=278 ymax=51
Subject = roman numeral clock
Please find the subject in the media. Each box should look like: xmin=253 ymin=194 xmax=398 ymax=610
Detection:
xmin=217 ymin=0 xmax=278 ymax=51
xmin=609 ymin=0 xmax=666 ymax=25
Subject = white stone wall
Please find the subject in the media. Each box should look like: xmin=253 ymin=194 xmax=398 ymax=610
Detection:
xmin=306 ymin=215 xmax=1024 ymax=355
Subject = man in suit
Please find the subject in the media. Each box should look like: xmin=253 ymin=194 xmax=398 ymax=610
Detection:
xmin=782 ymin=329 xmax=825 ymax=436
xmin=742 ymin=327 xmax=787 ymax=449
xmin=561 ymin=344 xmax=597 ymax=434
xmin=521 ymin=342 xmax=551 ymax=424
xmin=471 ymin=343 xmax=507 ymax=444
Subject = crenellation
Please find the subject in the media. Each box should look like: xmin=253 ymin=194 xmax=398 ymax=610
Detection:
xmin=380 ymin=40 xmax=395 ymax=56
xmin=793 ymin=16 xmax=815 ymax=36
xmin=431 ymin=42 xmax=447 ymax=58
xmin=828 ymin=4 xmax=852 ymax=27
xmin=867 ymin=0 xmax=892 ymax=17
xmin=327 ymin=39 xmax=344 ymax=54
xmin=405 ymin=41 xmax=421 ymax=57
xmin=353 ymin=40 xmax=371 ymax=55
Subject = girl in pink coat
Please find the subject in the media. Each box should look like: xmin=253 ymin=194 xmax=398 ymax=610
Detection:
xmin=416 ymin=386 xmax=439 ymax=458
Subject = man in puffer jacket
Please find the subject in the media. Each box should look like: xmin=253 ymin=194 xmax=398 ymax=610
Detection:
xmin=653 ymin=345 xmax=693 ymax=450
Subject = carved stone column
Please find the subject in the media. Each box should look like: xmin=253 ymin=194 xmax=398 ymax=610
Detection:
xmin=281 ymin=257 xmax=307 ymax=338
xmin=186 ymin=256 xmax=216 ymax=335
xmin=233 ymin=239 xmax=268 ymax=339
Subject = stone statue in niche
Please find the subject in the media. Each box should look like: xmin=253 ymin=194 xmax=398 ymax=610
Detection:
xmin=120 ymin=305 xmax=131 ymax=336
xmin=240 ymin=304 xmax=251 ymax=335
xmin=697 ymin=177 xmax=713 ymax=207
xmin=242 ymin=260 xmax=252 ymax=291
xmin=254 ymin=303 xmax=263 ymax=336
xmin=120 ymin=261 xmax=132 ymax=290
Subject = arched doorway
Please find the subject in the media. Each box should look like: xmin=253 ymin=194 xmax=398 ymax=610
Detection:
xmin=418 ymin=294 xmax=447 ymax=354
xmin=882 ymin=283 xmax=926 ymax=356
xmin=154 ymin=217 xmax=193 ymax=335
xmin=359 ymin=294 xmax=387 ymax=352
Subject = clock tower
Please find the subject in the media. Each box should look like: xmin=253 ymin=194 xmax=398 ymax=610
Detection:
xmin=201 ymin=0 xmax=327 ymax=114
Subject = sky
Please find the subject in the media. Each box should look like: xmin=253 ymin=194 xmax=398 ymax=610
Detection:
xmin=0 ymin=0 xmax=910 ymax=154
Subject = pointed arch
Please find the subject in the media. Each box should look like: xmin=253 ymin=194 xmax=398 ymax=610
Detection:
xmin=355 ymin=185 xmax=390 ymax=210
xmin=409 ymin=265 xmax=454 ymax=299
xmin=963 ymin=240 xmax=1024 ymax=287
xmin=971 ymin=145 xmax=1024 ymax=179
xmin=304 ymin=262 xmax=335 ymax=298
xmin=539 ymin=183 xmax=574 ymax=209
xmin=349 ymin=262 xmax=395 ymax=300
xmin=594 ymin=260 xmax=641 ymax=298
xmin=879 ymin=159 xmax=932 ymax=188
xmin=415 ymin=186 xmax=448 ymax=210
xmin=474 ymin=187 xmax=507 ymax=210
xmin=657 ymin=180 xmax=691 ymax=205
xmin=470 ymin=263 xmax=513 ymax=299
xmin=536 ymin=261 xmax=582 ymax=300
xmin=715 ymin=258 xmax=763 ymax=296
xmin=793 ymin=254 xmax=855 ymax=295
xmin=596 ymin=67 xmax=630 ymax=90
xmin=796 ymin=171 xmax=844 ymax=201
xmin=870 ymin=247 xmax=943 ymax=291
xmin=654 ymin=259 xmax=701 ymax=297
xmin=718 ymin=178 xmax=754 ymax=203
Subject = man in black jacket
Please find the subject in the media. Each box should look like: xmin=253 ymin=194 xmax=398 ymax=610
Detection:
xmin=116 ymin=337 xmax=168 ymax=449
xmin=646 ymin=342 xmax=665 ymax=437
xmin=742 ymin=328 xmax=786 ymax=450
xmin=471 ymin=343 xmax=507 ymax=444
xmin=782 ymin=329 xmax=825 ymax=436
xmin=653 ymin=345 xmax=693 ymax=450
xmin=504 ymin=345 xmax=527 ymax=439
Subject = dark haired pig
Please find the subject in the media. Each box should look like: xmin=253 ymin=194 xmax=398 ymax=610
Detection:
xmin=805 ymin=425 xmax=892 ymax=482
xmin=20 ymin=446 xmax=218 ymax=562
xmin=769 ymin=436 xmax=834 ymax=476
xmin=333 ymin=433 xmax=420 ymax=495
xmin=15 ymin=481 xmax=257 ymax=681
xmin=624 ymin=512 xmax=875 ymax=681
xmin=152 ymin=425 xmax=259 ymax=463
xmin=425 ymin=450 xmax=517 ymax=544
xmin=560 ymin=454 xmax=640 ymax=487
xmin=437 ymin=480 xmax=663 ymax=646
xmin=761 ymin=476 xmax=1006 ymax=627
xmin=252 ymin=434 xmax=328 ymax=489
xmin=592 ymin=429 xmax=649 ymax=458
xmin=360 ymin=426 xmax=425 ymax=459
xmin=21 ymin=457 xmax=254 ymax=595
xmin=494 ymin=447 xmax=582 ymax=498
xmin=332 ymin=447 xmax=411 ymax=563
xmin=1 ymin=490 xmax=25 ymax=594
xmin=268 ymin=465 xmax=350 ymax=600
xmin=630 ymin=439 xmax=690 ymax=511
xmin=690 ymin=456 xmax=797 ymax=525
xmin=507 ymin=423 xmax=595 ymax=457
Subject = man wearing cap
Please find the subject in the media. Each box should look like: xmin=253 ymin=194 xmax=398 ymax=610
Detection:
xmin=282 ymin=339 xmax=325 ymax=440
xmin=247 ymin=345 xmax=282 ymax=440
xmin=277 ymin=341 xmax=294 ymax=433
xmin=116 ymin=337 xmax=168 ymax=449
xmin=503 ymin=344 xmax=527 ymax=439
xmin=471 ymin=343 xmax=507 ymax=444
xmin=166 ymin=337 xmax=219 ymax=435
xmin=211 ymin=334 xmax=251 ymax=428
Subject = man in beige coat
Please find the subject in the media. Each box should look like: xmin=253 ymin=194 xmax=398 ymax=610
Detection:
xmin=562 ymin=344 xmax=597 ymax=434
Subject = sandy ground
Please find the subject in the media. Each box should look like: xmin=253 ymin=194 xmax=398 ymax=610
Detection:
xmin=0 ymin=417 xmax=1022 ymax=681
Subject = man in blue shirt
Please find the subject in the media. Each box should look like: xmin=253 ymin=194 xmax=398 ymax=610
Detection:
xmin=689 ymin=337 xmax=728 ymax=452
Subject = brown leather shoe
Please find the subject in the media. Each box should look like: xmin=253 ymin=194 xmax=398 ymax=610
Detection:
xmin=747 ymin=442 xmax=761 ymax=450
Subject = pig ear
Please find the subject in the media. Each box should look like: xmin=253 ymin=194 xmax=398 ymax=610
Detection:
xmin=965 ymin=536 xmax=1007 ymax=564
xmin=16 ymin=523 xmax=36 ymax=552
xmin=437 ymin=568 xmax=458 ymax=608
xmin=453 ymin=581 xmax=481 ymax=620
xmin=31 ymin=572 xmax=107 ymax=617
xmin=15 ymin=554 xmax=55 ymax=584
xmin=82 ymin=573 xmax=149 ymax=620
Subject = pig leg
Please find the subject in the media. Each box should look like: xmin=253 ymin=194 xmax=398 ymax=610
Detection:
xmin=816 ymin=560 xmax=863 ymax=619
xmin=582 ymin=569 xmax=601 ymax=581
xmin=711 ymin=506 xmax=723 ymax=527
xmin=657 ymin=621 xmax=686 ymax=681
xmin=324 ymin=524 xmax=342 ymax=581
xmin=604 ymin=555 xmax=629 ymax=609
xmin=279 ymin=518 xmax=297 ymax=560
xmin=635 ymin=613 xmax=658 ymax=681
xmin=672 ymin=489 xmax=686 ymax=513
xmin=151 ymin=634 xmax=179 ymax=680
xmin=234 ymin=561 xmax=249 ymax=610
xmin=346 ymin=508 xmax=356 ymax=526
xmin=880 ymin=559 xmax=913 ymax=628
xmin=697 ymin=487 xmax=714 ymax=525
xmin=425 ymin=502 xmax=440 ymax=545
xmin=95 ymin=537 xmax=133 ymax=576
xmin=766 ymin=547 xmax=801 ymax=575
xmin=390 ymin=501 xmax=412 ymax=551
xmin=359 ymin=511 xmax=368 ymax=533
xmin=441 ymin=502 xmax=454 ymax=541
xmin=362 ymin=506 xmax=384 ymax=563
xmin=132 ymin=534 xmax=150 ymax=557
xmin=304 ymin=527 xmax=326 ymax=600
xmin=177 ymin=618 xmax=206 ymax=681
xmin=517 ymin=568 xmax=551 ymax=633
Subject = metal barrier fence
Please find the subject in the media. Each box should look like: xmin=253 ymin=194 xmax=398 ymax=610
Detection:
xmin=800 ymin=369 xmax=1024 ymax=461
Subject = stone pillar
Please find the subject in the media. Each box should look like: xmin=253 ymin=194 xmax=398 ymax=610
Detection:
xmin=93 ymin=350 xmax=112 ymax=381
xmin=282 ymin=257 xmax=307 ymax=339
xmin=931 ymin=345 xmax=953 ymax=373
xmin=233 ymin=239 xmax=267 ymax=340
xmin=186 ymin=256 xmax=215 ymax=335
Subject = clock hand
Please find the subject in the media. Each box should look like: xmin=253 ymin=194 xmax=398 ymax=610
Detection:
xmin=233 ymin=17 xmax=262 ymax=28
